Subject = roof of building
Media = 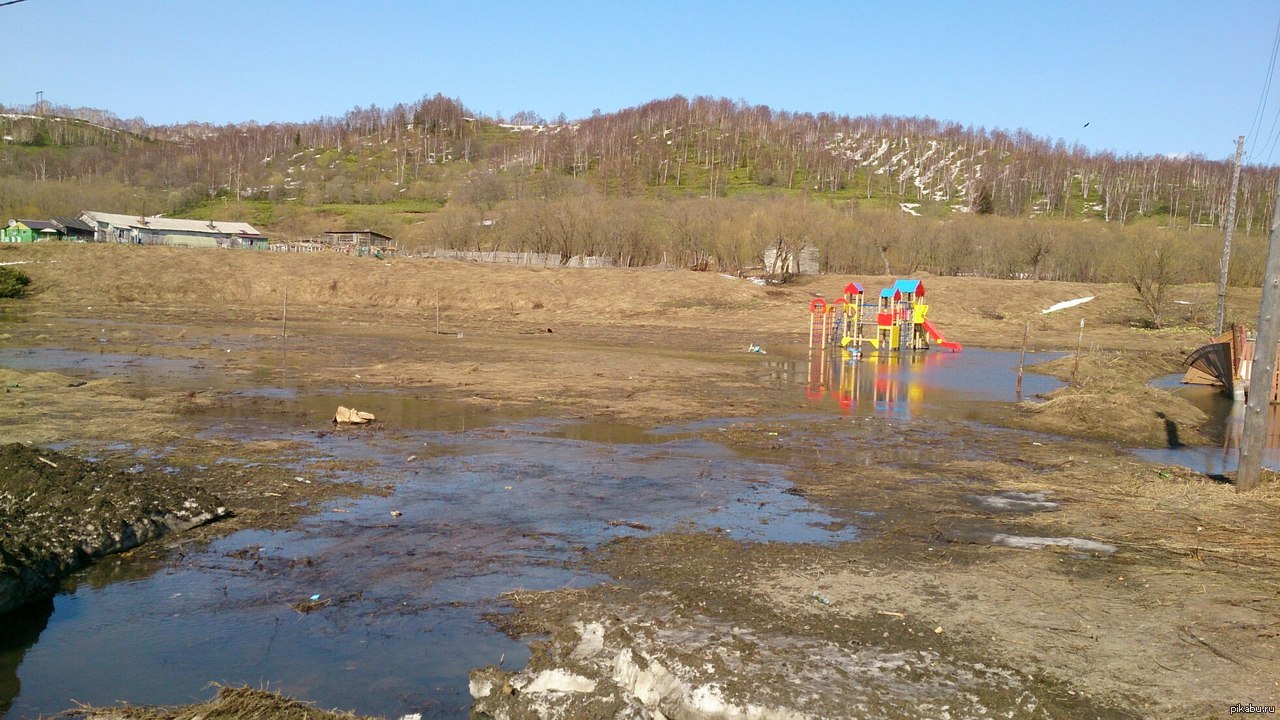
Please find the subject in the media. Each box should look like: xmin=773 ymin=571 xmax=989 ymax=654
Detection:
xmin=15 ymin=219 xmax=60 ymax=232
xmin=80 ymin=211 xmax=261 ymax=236
xmin=324 ymin=229 xmax=394 ymax=241
xmin=52 ymin=216 xmax=95 ymax=233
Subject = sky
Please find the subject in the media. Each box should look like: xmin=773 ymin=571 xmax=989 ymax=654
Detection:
xmin=2 ymin=0 xmax=1279 ymax=163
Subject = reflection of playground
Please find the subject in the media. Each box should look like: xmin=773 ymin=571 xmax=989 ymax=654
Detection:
xmin=806 ymin=349 xmax=948 ymax=414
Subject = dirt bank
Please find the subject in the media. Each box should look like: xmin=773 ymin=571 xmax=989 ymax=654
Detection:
xmin=1017 ymin=350 xmax=1212 ymax=447
xmin=0 ymin=443 xmax=227 ymax=615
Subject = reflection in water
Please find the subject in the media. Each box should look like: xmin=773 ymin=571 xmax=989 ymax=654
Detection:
xmin=0 ymin=599 xmax=54 ymax=715
xmin=785 ymin=347 xmax=1062 ymax=418
xmin=808 ymin=350 xmax=932 ymax=415
xmin=1135 ymin=383 xmax=1280 ymax=473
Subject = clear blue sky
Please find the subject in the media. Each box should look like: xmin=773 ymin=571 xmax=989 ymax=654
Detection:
xmin=3 ymin=0 xmax=1278 ymax=162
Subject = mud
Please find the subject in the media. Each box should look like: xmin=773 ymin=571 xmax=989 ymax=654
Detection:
xmin=0 ymin=443 xmax=227 ymax=615
xmin=1 ymin=245 xmax=1277 ymax=719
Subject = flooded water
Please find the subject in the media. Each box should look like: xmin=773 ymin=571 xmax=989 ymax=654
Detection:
xmin=0 ymin=397 xmax=856 ymax=719
xmin=764 ymin=347 xmax=1063 ymax=417
xmin=0 ymin=344 xmax=1128 ymax=719
xmin=1134 ymin=376 xmax=1280 ymax=474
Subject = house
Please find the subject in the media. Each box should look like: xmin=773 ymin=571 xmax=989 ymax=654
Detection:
xmin=322 ymin=230 xmax=397 ymax=257
xmin=52 ymin=216 xmax=96 ymax=241
xmin=2 ymin=219 xmax=61 ymax=242
xmin=79 ymin=211 xmax=267 ymax=249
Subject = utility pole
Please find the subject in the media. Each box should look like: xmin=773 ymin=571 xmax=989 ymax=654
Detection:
xmin=1236 ymin=172 xmax=1280 ymax=491
xmin=1216 ymin=135 xmax=1245 ymax=336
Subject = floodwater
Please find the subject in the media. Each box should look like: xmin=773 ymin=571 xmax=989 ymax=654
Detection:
xmin=0 ymin=382 xmax=858 ymax=719
xmin=1135 ymin=375 xmax=1280 ymax=474
xmin=0 ymin=346 xmax=1078 ymax=719
xmin=764 ymin=347 xmax=1063 ymax=417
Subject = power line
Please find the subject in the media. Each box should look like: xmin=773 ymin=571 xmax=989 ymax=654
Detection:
xmin=0 ymin=0 xmax=33 ymax=7
xmin=1246 ymin=15 xmax=1280 ymax=159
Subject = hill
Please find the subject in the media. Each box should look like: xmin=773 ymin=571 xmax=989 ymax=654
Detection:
xmin=0 ymin=95 xmax=1273 ymax=287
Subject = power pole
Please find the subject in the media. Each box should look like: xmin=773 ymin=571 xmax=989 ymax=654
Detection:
xmin=1216 ymin=135 xmax=1245 ymax=336
xmin=1236 ymin=172 xmax=1280 ymax=491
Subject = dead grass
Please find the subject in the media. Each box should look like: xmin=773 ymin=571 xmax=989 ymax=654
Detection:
xmin=4 ymin=243 xmax=1261 ymax=357
xmin=1015 ymin=349 xmax=1210 ymax=446
xmin=61 ymin=685 xmax=379 ymax=720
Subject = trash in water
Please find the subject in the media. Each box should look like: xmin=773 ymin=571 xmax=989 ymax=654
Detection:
xmin=334 ymin=406 xmax=376 ymax=424
xmin=747 ymin=343 xmax=767 ymax=354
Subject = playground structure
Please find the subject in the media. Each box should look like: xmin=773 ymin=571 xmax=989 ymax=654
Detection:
xmin=808 ymin=279 xmax=962 ymax=355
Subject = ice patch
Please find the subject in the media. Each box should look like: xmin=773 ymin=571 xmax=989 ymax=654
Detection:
xmin=990 ymin=534 xmax=1116 ymax=554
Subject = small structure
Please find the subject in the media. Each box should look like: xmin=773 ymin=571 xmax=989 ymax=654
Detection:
xmin=1184 ymin=326 xmax=1280 ymax=403
xmin=52 ymin=216 xmax=96 ymax=241
xmin=323 ymin=230 xmax=397 ymax=257
xmin=763 ymin=244 xmax=820 ymax=276
xmin=79 ymin=211 xmax=267 ymax=249
xmin=2 ymin=219 xmax=61 ymax=242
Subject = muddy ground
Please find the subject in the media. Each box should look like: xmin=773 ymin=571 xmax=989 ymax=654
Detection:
xmin=1 ymin=243 xmax=1278 ymax=719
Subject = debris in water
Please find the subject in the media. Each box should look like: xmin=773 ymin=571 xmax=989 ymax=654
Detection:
xmin=334 ymin=406 xmax=376 ymax=424
xmin=607 ymin=520 xmax=653 ymax=531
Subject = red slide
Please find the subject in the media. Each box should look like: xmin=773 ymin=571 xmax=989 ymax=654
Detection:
xmin=922 ymin=319 xmax=963 ymax=352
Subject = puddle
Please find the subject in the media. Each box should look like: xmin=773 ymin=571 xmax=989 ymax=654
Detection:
xmin=190 ymin=389 xmax=542 ymax=433
xmin=1 ymin=417 xmax=857 ymax=719
xmin=765 ymin=348 xmax=1063 ymax=418
xmin=1132 ymin=381 xmax=1280 ymax=474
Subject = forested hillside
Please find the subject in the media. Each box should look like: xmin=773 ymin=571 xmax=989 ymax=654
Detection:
xmin=1 ymin=94 xmax=1274 ymax=288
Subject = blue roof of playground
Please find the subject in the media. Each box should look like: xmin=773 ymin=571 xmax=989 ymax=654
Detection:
xmin=892 ymin=279 xmax=923 ymax=295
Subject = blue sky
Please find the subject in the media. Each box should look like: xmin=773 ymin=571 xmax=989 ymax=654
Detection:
xmin=2 ymin=0 xmax=1277 ymax=162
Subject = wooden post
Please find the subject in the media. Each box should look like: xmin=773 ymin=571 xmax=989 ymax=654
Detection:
xmin=1236 ymin=173 xmax=1280 ymax=491
xmin=1072 ymin=317 xmax=1085 ymax=385
xmin=435 ymin=288 xmax=441 ymax=335
xmin=282 ymin=286 xmax=288 ymax=340
xmin=1016 ymin=320 xmax=1029 ymax=395
xmin=1216 ymin=135 xmax=1246 ymax=336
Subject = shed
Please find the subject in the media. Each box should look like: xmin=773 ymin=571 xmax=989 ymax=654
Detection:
xmin=52 ymin=216 xmax=97 ymax=241
xmin=323 ymin=230 xmax=398 ymax=257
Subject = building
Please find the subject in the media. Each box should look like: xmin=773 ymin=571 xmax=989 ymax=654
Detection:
xmin=51 ymin=216 xmax=96 ymax=241
xmin=322 ymin=230 xmax=398 ymax=257
xmin=79 ymin=211 xmax=267 ymax=249
xmin=762 ymin=243 xmax=820 ymax=276
xmin=2 ymin=219 xmax=61 ymax=242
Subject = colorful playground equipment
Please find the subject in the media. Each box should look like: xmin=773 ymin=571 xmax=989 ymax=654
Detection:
xmin=808 ymin=279 xmax=962 ymax=355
